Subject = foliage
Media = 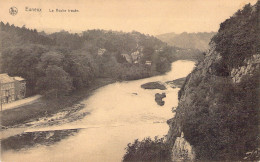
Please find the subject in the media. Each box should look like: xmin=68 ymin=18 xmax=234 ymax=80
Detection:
xmin=0 ymin=22 xmax=54 ymax=50
xmin=0 ymin=45 xmax=97 ymax=97
xmin=36 ymin=65 xmax=73 ymax=97
xmin=212 ymin=3 xmax=258 ymax=71
xmin=0 ymin=45 xmax=47 ymax=96
xmin=123 ymin=137 xmax=172 ymax=162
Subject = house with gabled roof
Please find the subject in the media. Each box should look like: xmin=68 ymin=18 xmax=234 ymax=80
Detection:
xmin=0 ymin=73 xmax=26 ymax=105
xmin=0 ymin=74 xmax=15 ymax=104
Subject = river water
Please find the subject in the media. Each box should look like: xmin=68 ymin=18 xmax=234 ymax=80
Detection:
xmin=1 ymin=60 xmax=195 ymax=162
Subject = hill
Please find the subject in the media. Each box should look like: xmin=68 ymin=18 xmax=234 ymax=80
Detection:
xmin=156 ymin=32 xmax=216 ymax=51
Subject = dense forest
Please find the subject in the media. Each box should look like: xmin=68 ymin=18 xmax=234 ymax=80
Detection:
xmin=0 ymin=22 xmax=200 ymax=97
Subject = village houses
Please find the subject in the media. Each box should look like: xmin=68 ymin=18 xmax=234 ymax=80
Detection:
xmin=0 ymin=73 xmax=26 ymax=104
xmin=98 ymin=48 xmax=106 ymax=56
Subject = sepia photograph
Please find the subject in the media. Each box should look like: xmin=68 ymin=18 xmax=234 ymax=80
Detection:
xmin=0 ymin=0 xmax=259 ymax=161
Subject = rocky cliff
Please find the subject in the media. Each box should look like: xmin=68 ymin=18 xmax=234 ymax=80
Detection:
xmin=167 ymin=2 xmax=260 ymax=161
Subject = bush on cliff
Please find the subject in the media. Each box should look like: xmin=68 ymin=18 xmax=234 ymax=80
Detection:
xmin=123 ymin=137 xmax=171 ymax=162
xmin=212 ymin=3 xmax=258 ymax=70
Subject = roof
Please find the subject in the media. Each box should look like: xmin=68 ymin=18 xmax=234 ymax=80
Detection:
xmin=121 ymin=54 xmax=133 ymax=63
xmin=145 ymin=61 xmax=152 ymax=65
xmin=13 ymin=77 xmax=25 ymax=81
xmin=98 ymin=48 xmax=106 ymax=55
xmin=0 ymin=74 xmax=14 ymax=83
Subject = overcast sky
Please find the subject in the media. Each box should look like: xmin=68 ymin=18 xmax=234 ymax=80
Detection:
xmin=0 ymin=0 xmax=257 ymax=35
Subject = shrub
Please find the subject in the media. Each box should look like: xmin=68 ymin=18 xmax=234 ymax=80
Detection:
xmin=123 ymin=136 xmax=172 ymax=162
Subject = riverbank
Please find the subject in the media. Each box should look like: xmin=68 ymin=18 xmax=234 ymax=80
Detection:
xmin=0 ymin=78 xmax=116 ymax=128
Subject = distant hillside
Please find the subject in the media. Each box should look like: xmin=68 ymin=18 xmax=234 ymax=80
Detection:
xmin=156 ymin=32 xmax=216 ymax=51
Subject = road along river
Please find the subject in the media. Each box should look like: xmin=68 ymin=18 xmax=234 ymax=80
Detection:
xmin=1 ymin=60 xmax=195 ymax=162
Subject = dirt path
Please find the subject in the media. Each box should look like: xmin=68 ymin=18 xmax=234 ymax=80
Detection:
xmin=2 ymin=95 xmax=41 ymax=111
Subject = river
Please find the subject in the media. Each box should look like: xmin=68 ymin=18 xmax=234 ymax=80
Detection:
xmin=1 ymin=60 xmax=195 ymax=162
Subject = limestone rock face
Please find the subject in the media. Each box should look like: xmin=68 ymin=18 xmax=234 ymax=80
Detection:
xmin=166 ymin=42 xmax=222 ymax=145
xmin=166 ymin=40 xmax=260 ymax=160
xmin=171 ymin=132 xmax=196 ymax=162
xmin=231 ymin=54 xmax=260 ymax=83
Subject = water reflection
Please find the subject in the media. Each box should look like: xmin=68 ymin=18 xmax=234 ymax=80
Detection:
xmin=2 ymin=129 xmax=79 ymax=152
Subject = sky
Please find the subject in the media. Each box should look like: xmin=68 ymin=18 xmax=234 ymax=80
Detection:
xmin=0 ymin=0 xmax=257 ymax=35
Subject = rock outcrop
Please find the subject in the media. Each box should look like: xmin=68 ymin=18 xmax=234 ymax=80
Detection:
xmin=171 ymin=132 xmax=196 ymax=161
xmin=230 ymin=54 xmax=260 ymax=83
xmin=167 ymin=2 xmax=260 ymax=161
xmin=155 ymin=93 xmax=166 ymax=106
xmin=141 ymin=82 xmax=166 ymax=90
xmin=166 ymin=77 xmax=186 ymax=88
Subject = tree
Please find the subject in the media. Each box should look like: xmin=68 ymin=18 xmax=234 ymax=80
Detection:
xmin=38 ymin=51 xmax=64 ymax=71
xmin=62 ymin=51 xmax=97 ymax=88
xmin=36 ymin=65 xmax=72 ymax=97
xmin=1 ymin=45 xmax=47 ymax=95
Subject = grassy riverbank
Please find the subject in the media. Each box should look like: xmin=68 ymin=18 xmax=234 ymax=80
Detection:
xmin=0 ymin=78 xmax=116 ymax=127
